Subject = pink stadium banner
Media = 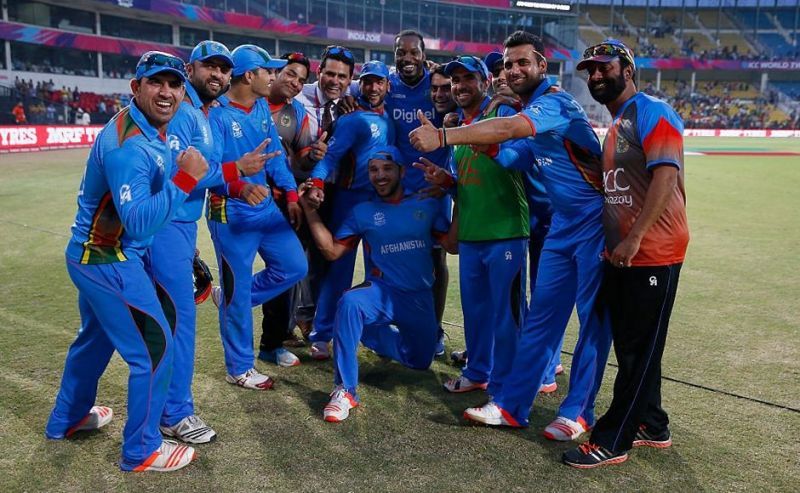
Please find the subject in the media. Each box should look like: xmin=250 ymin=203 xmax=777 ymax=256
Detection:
xmin=0 ymin=125 xmax=105 ymax=154
xmin=593 ymin=128 xmax=800 ymax=138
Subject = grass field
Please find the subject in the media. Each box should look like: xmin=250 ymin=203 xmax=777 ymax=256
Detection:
xmin=1 ymin=137 xmax=798 ymax=492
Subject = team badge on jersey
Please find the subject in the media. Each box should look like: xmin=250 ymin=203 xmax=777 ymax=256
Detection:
xmin=370 ymin=123 xmax=380 ymax=138
xmin=413 ymin=209 xmax=426 ymax=221
xmin=280 ymin=114 xmax=292 ymax=128
xmin=615 ymin=134 xmax=630 ymax=154
xmin=168 ymin=134 xmax=181 ymax=151
xmin=232 ymin=121 xmax=243 ymax=138
xmin=373 ymin=211 xmax=386 ymax=226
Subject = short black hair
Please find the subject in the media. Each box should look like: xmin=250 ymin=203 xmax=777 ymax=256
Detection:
xmin=430 ymin=65 xmax=448 ymax=80
xmin=503 ymin=31 xmax=545 ymax=55
xmin=320 ymin=45 xmax=355 ymax=76
xmin=395 ymin=30 xmax=425 ymax=52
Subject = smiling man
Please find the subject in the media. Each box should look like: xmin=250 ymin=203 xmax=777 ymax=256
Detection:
xmin=304 ymin=61 xmax=396 ymax=361
xmin=411 ymin=32 xmax=612 ymax=448
xmin=300 ymin=146 xmax=457 ymax=423
xmin=46 ymin=51 xmax=208 ymax=472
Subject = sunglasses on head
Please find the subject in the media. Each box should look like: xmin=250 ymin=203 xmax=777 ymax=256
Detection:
xmin=139 ymin=52 xmax=184 ymax=72
xmin=583 ymin=43 xmax=635 ymax=65
xmin=323 ymin=46 xmax=354 ymax=62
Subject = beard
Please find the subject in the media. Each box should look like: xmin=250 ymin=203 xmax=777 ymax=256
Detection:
xmin=589 ymin=72 xmax=627 ymax=105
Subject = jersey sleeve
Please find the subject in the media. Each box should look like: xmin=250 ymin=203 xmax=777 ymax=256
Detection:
xmin=494 ymin=137 xmax=535 ymax=171
xmin=496 ymin=104 xmax=519 ymax=118
xmin=333 ymin=208 xmax=361 ymax=249
xmin=310 ymin=114 xmax=358 ymax=182
xmin=638 ymin=100 xmax=684 ymax=170
xmin=518 ymin=95 xmax=569 ymax=136
xmin=104 ymin=146 xmax=192 ymax=240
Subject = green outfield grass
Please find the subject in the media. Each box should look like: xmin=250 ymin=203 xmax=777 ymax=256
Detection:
xmin=1 ymin=137 xmax=798 ymax=492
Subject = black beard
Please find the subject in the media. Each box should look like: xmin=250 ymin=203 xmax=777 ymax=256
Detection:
xmin=194 ymin=79 xmax=226 ymax=103
xmin=589 ymin=72 xmax=626 ymax=104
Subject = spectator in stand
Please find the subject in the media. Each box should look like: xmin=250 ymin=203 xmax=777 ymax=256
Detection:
xmin=46 ymin=103 xmax=56 ymax=123
xmin=12 ymin=101 xmax=27 ymax=124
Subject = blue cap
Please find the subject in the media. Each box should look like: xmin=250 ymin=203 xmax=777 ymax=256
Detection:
xmin=368 ymin=145 xmax=403 ymax=165
xmin=189 ymin=40 xmax=233 ymax=67
xmin=483 ymin=52 xmax=503 ymax=72
xmin=231 ymin=44 xmax=287 ymax=77
xmin=135 ymin=51 xmax=187 ymax=81
xmin=359 ymin=60 xmax=390 ymax=80
xmin=444 ymin=56 xmax=489 ymax=80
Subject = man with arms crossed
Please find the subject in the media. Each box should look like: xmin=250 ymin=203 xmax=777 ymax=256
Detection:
xmin=562 ymin=39 xmax=688 ymax=469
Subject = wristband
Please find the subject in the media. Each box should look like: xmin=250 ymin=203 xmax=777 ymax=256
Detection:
xmin=285 ymin=190 xmax=299 ymax=203
xmin=228 ymin=180 xmax=247 ymax=199
xmin=172 ymin=170 xmax=198 ymax=193
xmin=222 ymin=161 xmax=239 ymax=182
xmin=310 ymin=178 xmax=325 ymax=190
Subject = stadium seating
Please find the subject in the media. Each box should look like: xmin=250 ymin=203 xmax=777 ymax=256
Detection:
xmin=735 ymin=10 xmax=774 ymax=30
xmin=757 ymin=33 xmax=797 ymax=58
xmin=695 ymin=9 xmax=736 ymax=30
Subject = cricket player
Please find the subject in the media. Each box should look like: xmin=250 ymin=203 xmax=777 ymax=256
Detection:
xmin=300 ymin=146 xmax=457 ymax=422
xmin=562 ymin=39 xmax=688 ymax=469
xmin=206 ymin=44 xmax=307 ymax=390
xmin=304 ymin=60 xmax=396 ymax=360
xmin=150 ymin=40 xmax=271 ymax=445
xmin=46 ymin=52 xmax=207 ymax=472
xmin=411 ymin=31 xmax=612 ymax=441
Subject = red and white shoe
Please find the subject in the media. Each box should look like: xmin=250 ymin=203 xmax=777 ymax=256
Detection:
xmin=323 ymin=387 xmax=358 ymax=423
xmin=463 ymin=401 xmax=523 ymax=428
xmin=539 ymin=382 xmax=558 ymax=394
xmin=132 ymin=440 xmax=196 ymax=472
xmin=443 ymin=375 xmax=488 ymax=393
xmin=555 ymin=364 xmax=564 ymax=375
xmin=66 ymin=406 xmax=113 ymax=437
xmin=225 ymin=368 xmax=274 ymax=390
xmin=311 ymin=341 xmax=331 ymax=361
xmin=542 ymin=416 xmax=591 ymax=441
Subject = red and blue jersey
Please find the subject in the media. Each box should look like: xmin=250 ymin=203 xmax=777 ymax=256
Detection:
xmin=310 ymin=99 xmax=395 ymax=192
xmin=206 ymin=96 xmax=297 ymax=223
xmin=385 ymin=70 xmax=452 ymax=192
xmin=502 ymin=79 xmax=604 ymax=221
xmin=602 ymin=92 xmax=689 ymax=266
xmin=334 ymin=195 xmax=450 ymax=292
xmin=167 ymin=83 xmax=239 ymax=223
xmin=66 ymin=102 xmax=195 ymax=264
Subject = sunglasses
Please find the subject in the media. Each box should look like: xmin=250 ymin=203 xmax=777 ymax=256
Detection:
xmin=583 ymin=43 xmax=635 ymax=66
xmin=139 ymin=52 xmax=185 ymax=73
xmin=284 ymin=52 xmax=309 ymax=64
xmin=323 ymin=45 xmax=355 ymax=63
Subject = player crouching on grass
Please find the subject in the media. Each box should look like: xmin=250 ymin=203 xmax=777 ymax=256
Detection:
xmin=46 ymin=51 xmax=208 ymax=472
xmin=299 ymin=146 xmax=458 ymax=422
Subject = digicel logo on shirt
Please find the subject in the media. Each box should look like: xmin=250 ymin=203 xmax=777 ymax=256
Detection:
xmin=393 ymin=108 xmax=433 ymax=124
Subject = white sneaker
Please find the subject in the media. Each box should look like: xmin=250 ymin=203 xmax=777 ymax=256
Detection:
xmin=542 ymin=416 xmax=591 ymax=441
xmin=211 ymin=286 xmax=222 ymax=308
xmin=323 ymin=387 xmax=358 ymax=423
xmin=311 ymin=341 xmax=330 ymax=360
xmin=160 ymin=415 xmax=217 ymax=444
xmin=132 ymin=439 xmax=196 ymax=472
xmin=66 ymin=405 xmax=113 ymax=437
xmin=258 ymin=347 xmax=301 ymax=367
xmin=225 ymin=368 xmax=274 ymax=390
xmin=463 ymin=401 xmax=522 ymax=427
xmin=443 ymin=375 xmax=488 ymax=393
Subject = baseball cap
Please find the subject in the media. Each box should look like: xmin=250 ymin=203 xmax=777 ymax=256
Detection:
xmin=483 ymin=52 xmax=504 ymax=73
xmin=368 ymin=145 xmax=403 ymax=165
xmin=576 ymin=39 xmax=636 ymax=71
xmin=231 ymin=44 xmax=287 ymax=77
xmin=359 ymin=60 xmax=390 ymax=79
xmin=135 ymin=51 xmax=187 ymax=81
xmin=444 ymin=56 xmax=489 ymax=80
xmin=189 ymin=40 xmax=233 ymax=67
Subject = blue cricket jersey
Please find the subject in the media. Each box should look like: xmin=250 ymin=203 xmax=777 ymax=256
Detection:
xmin=385 ymin=69 xmax=452 ymax=192
xmin=66 ymin=102 xmax=196 ymax=264
xmin=206 ymin=96 xmax=297 ymax=223
xmin=167 ymin=83 xmax=240 ymax=223
xmin=310 ymin=97 xmax=395 ymax=192
xmin=334 ymin=195 xmax=450 ymax=291
xmin=497 ymin=79 xmax=604 ymax=220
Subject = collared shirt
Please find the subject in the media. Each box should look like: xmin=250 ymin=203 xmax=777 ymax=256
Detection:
xmin=66 ymin=101 xmax=195 ymax=264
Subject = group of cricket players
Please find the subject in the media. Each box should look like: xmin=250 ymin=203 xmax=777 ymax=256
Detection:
xmin=45 ymin=27 xmax=689 ymax=472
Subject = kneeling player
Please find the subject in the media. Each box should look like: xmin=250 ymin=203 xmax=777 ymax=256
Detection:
xmin=300 ymin=146 xmax=457 ymax=422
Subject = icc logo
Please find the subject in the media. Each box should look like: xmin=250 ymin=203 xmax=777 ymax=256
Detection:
xmin=373 ymin=211 xmax=386 ymax=226
xmin=155 ymin=154 xmax=164 ymax=172
xmin=370 ymin=123 xmax=380 ymax=138
xmin=603 ymin=168 xmax=629 ymax=193
xmin=232 ymin=121 xmax=243 ymax=138
xmin=119 ymin=184 xmax=132 ymax=205
xmin=168 ymin=134 xmax=181 ymax=151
